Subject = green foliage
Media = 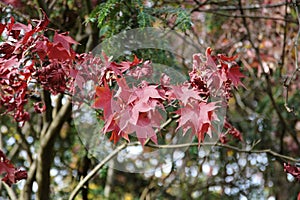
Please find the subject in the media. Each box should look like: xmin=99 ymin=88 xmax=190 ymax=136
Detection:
xmin=87 ymin=0 xmax=192 ymax=38
xmin=175 ymin=9 xmax=191 ymax=31
xmin=88 ymin=0 xmax=118 ymax=27
xmin=137 ymin=9 xmax=155 ymax=28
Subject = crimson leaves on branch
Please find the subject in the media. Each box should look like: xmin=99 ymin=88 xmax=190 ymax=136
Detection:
xmin=0 ymin=13 xmax=247 ymax=186
xmin=0 ymin=150 xmax=27 ymax=186
xmin=90 ymin=48 xmax=245 ymax=145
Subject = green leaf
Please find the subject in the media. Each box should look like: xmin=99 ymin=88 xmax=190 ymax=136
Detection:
xmin=137 ymin=10 xmax=155 ymax=28
xmin=175 ymin=10 xmax=192 ymax=31
xmin=87 ymin=0 xmax=118 ymax=28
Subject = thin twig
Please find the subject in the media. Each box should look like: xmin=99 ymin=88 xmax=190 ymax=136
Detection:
xmin=283 ymin=0 xmax=300 ymax=112
xmin=192 ymin=1 xmax=295 ymax=12
xmin=200 ymin=12 xmax=297 ymax=24
xmin=145 ymin=142 xmax=298 ymax=163
xmin=280 ymin=0 xmax=289 ymax=77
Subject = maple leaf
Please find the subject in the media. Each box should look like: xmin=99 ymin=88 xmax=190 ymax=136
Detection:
xmin=53 ymin=32 xmax=78 ymax=57
xmin=0 ymin=43 xmax=15 ymax=59
xmin=171 ymin=84 xmax=203 ymax=106
xmin=130 ymin=124 xmax=158 ymax=145
xmin=108 ymin=80 xmax=164 ymax=145
xmin=128 ymin=85 xmax=164 ymax=125
xmin=119 ymin=55 xmax=142 ymax=72
xmin=0 ymin=150 xmax=27 ymax=186
xmin=120 ymin=110 xmax=160 ymax=145
xmin=227 ymin=66 xmax=246 ymax=87
xmin=102 ymin=110 xmax=130 ymax=144
xmin=92 ymin=82 xmax=113 ymax=119
xmin=109 ymin=129 xmax=129 ymax=144
xmin=206 ymin=47 xmax=218 ymax=71
xmin=2 ymin=0 xmax=23 ymax=8
xmin=218 ymin=54 xmax=238 ymax=62
xmin=176 ymin=101 xmax=218 ymax=145
xmin=224 ymin=119 xmax=243 ymax=141
xmin=33 ymin=11 xmax=49 ymax=32
xmin=48 ymin=43 xmax=74 ymax=60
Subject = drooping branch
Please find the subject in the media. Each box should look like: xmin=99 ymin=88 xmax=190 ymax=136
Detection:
xmin=144 ymin=142 xmax=298 ymax=163
xmin=68 ymin=142 xmax=128 ymax=200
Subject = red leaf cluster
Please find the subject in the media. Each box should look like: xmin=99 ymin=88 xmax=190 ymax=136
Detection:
xmin=0 ymin=150 xmax=27 ymax=186
xmin=190 ymin=48 xmax=245 ymax=102
xmin=0 ymin=15 xmax=245 ymax=146
xmin=284 ymin=163 xmax=300 ymax=181
xmin=219 ymin=119 xmax=243 ymax=144
xmin=0 ymin=14 xmax=83 ymax=124
xmin=82 ymin=47 xmax=245 ymax=145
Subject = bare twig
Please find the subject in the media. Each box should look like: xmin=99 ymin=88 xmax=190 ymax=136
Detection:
xmin=146 ymin=142 xmax=298 ymax=163
xmin=200 ymin=12 xmax=297 ymax=24
xmin=283 ymin=0 xmax=300 ymax=112
xmin=238 ymin=0 xmax=300 ymax=147
xmin=192 ymin=1 xmax=295 ymax=12
xmin=68 ymin=142 xmax=128 ymax=200
xmin=280 ymin=0 xmax=289 ymax=77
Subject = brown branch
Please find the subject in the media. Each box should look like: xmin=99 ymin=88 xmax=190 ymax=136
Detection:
xmin=36 ymin=98 xmax=72 ymax=200
xmin=283 ymin=0 xmax=300 ymax=112
xmin=3 ymin=182 xmax=17 ymax=200
xmin=68 ymin=142 xmax=128 ymax=200
xmin=145 ymin=142 xmax=298 ymax=163
xmin=41 ymin=98 xmax=72 ymax=148
xmin=20 ymin=160 xmax=36 ymax=200
xmin=17 ymin=125 xmax=33 ymax=164
xmin=280 ymin=0 xmax=289 ymax=77
xmin=200 ymin=12 xmax=298 ymax=24
xmin=192 ymin=1 xmax=296 ymax=12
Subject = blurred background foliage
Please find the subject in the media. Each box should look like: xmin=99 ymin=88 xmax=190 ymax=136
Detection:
xmin=0 ymin=0 xmax=300 ymax=199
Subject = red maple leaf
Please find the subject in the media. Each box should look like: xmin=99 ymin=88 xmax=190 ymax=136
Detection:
xmin=176 ymin=101 xmax=218 ymax=145
xmin=227 ymin=66 xmax=246 ymax=87
xmin=0 ymin=150 xmax=27 ymax=186
xmin=93 ymin=82 xmax=113 ymax=119
xmin=171 ymin=84 xmax=203 ymax=105
xmin=33 ymin=11 xmax=49 ymax=32
xmin=119 ymin=55 xmax=142 ymax=72
xmin=53 ymin=32 xmax=78 ymax=57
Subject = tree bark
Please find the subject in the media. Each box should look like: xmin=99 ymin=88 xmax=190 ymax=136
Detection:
xmin=36 ymin=98 xmax=72 ymax=200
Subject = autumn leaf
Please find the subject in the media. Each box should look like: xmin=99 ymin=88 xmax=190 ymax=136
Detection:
xmin=176 ymin=101 xmax=218 ymax=145
xmin=0 ymin=150 xmax=27 ymax=186
xmin=171 ymin=84 xmax=203 ymax=106
xmin=93 ymin=82 xmax=113 ymax=119
xmin=227 ymin=66 xmax=246 ymax=87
